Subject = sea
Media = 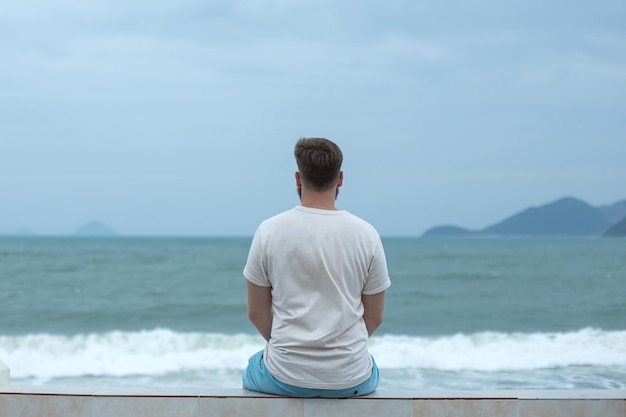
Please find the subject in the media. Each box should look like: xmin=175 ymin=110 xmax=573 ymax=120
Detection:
xmin=1 ymin=236 xmax=625 ymax=390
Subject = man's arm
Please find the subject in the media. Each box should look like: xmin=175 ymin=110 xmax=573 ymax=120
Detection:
xmin=246 ymin=281 xmax=273 ymax=341
xmin=362 ymin=291 xmax=386 ymax=337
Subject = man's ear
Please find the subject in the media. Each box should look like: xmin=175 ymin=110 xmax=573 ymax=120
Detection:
xmin=295 ymin=171 xmax=301 ymax=188
xmin=337 ymin=171 xmax=344 ymax=188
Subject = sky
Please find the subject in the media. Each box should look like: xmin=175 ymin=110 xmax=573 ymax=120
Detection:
xmin=1 ymin=0 xmax=625 ymax=237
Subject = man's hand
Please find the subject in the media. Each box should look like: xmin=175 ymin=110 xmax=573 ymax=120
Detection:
xmin=247 ymin=281 xmax=273 ymax=341
xmin=362 ymin=291 xmax=386 ymax=337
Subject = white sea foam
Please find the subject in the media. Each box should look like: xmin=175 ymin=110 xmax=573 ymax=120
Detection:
xmin=370 ymin=328 xmax=626 ymax=371
xmin=1 ymin=328 xmax=625 ymax=381
xmin=0 ymin=330 xmax=264 ymax=381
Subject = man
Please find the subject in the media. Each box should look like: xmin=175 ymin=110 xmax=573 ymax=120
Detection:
xmin=242 ymin=137 xmax=391 ymax=397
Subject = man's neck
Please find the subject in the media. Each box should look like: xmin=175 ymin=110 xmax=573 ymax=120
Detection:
xmin=299 ymin=189 xmax=338 ymax=210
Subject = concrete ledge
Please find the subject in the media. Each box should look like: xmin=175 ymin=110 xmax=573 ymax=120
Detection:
xmin=0 ymin=361 xmax=9 ymax=388
xmin=0 ymin=387 xmax=624 ymax=416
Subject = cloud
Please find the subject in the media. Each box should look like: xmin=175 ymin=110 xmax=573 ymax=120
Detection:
xmin=1 ymin=0 xmax=625 ymax=235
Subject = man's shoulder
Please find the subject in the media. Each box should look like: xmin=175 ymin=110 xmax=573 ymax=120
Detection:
xmin=345 ymin=214 xmax=381 ymax=237
xmin=258 ymin=206 xmax=380 ymax=236
xmin=259 ymin=207 xmax=299 ymax=227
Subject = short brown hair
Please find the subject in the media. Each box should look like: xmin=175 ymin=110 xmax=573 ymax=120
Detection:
xmin=294 ymin=138 xmax=343 ymax=191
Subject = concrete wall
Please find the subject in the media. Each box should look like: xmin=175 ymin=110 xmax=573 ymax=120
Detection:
xmin=0 ymin=387 xmax=624 ymax=417
xmin=0 ymin=361 xmax=9 ymax=388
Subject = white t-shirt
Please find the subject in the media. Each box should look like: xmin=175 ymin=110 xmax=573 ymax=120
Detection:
xmin=244 ymin=205 xmax=391 ymax=389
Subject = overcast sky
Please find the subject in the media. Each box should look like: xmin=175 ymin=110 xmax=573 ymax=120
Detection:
xmin=1 ymin=0 xmax=625 ymax=236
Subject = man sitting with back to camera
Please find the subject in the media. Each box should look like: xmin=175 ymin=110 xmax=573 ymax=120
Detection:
xmin=242 ymin=137 xmax=391 ymax=397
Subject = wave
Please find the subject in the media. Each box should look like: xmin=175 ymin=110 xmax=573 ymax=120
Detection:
xmin=1 ymin=328 xmax=625 ymax=381
xmin=370 ymin=328 xmax=626 ymax=371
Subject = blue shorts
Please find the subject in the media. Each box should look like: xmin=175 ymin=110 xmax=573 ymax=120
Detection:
xmin=242 ymin=350 xmax=380 ymax=398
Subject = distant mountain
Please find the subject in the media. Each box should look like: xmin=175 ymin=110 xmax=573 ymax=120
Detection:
xmin=423 ymin=197 xmax=622 ymax=237
xmin=0 ymin=227 xmax=34 ymax=236
xmin=482 ymin=197 xmax=609 ymax=236
xmin=74 ymin=221 xmax=116 ymax=237
xmin=422 ymin=225 xmax=472 ymax=237
xmin=597 ymin=200 xmax=626 ymax=225
xmin=604 ymin=216 xmax=626 ymax=237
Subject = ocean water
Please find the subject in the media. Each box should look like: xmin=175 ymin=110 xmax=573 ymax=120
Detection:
xmin=1 ymin=236 xmax=625 ymax=390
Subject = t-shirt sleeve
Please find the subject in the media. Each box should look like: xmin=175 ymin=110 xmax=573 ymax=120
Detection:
xmin=362 ymin=235 xmax=391 ymax=295
xmin=243 ymin=227 xmax=271 ymax=287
